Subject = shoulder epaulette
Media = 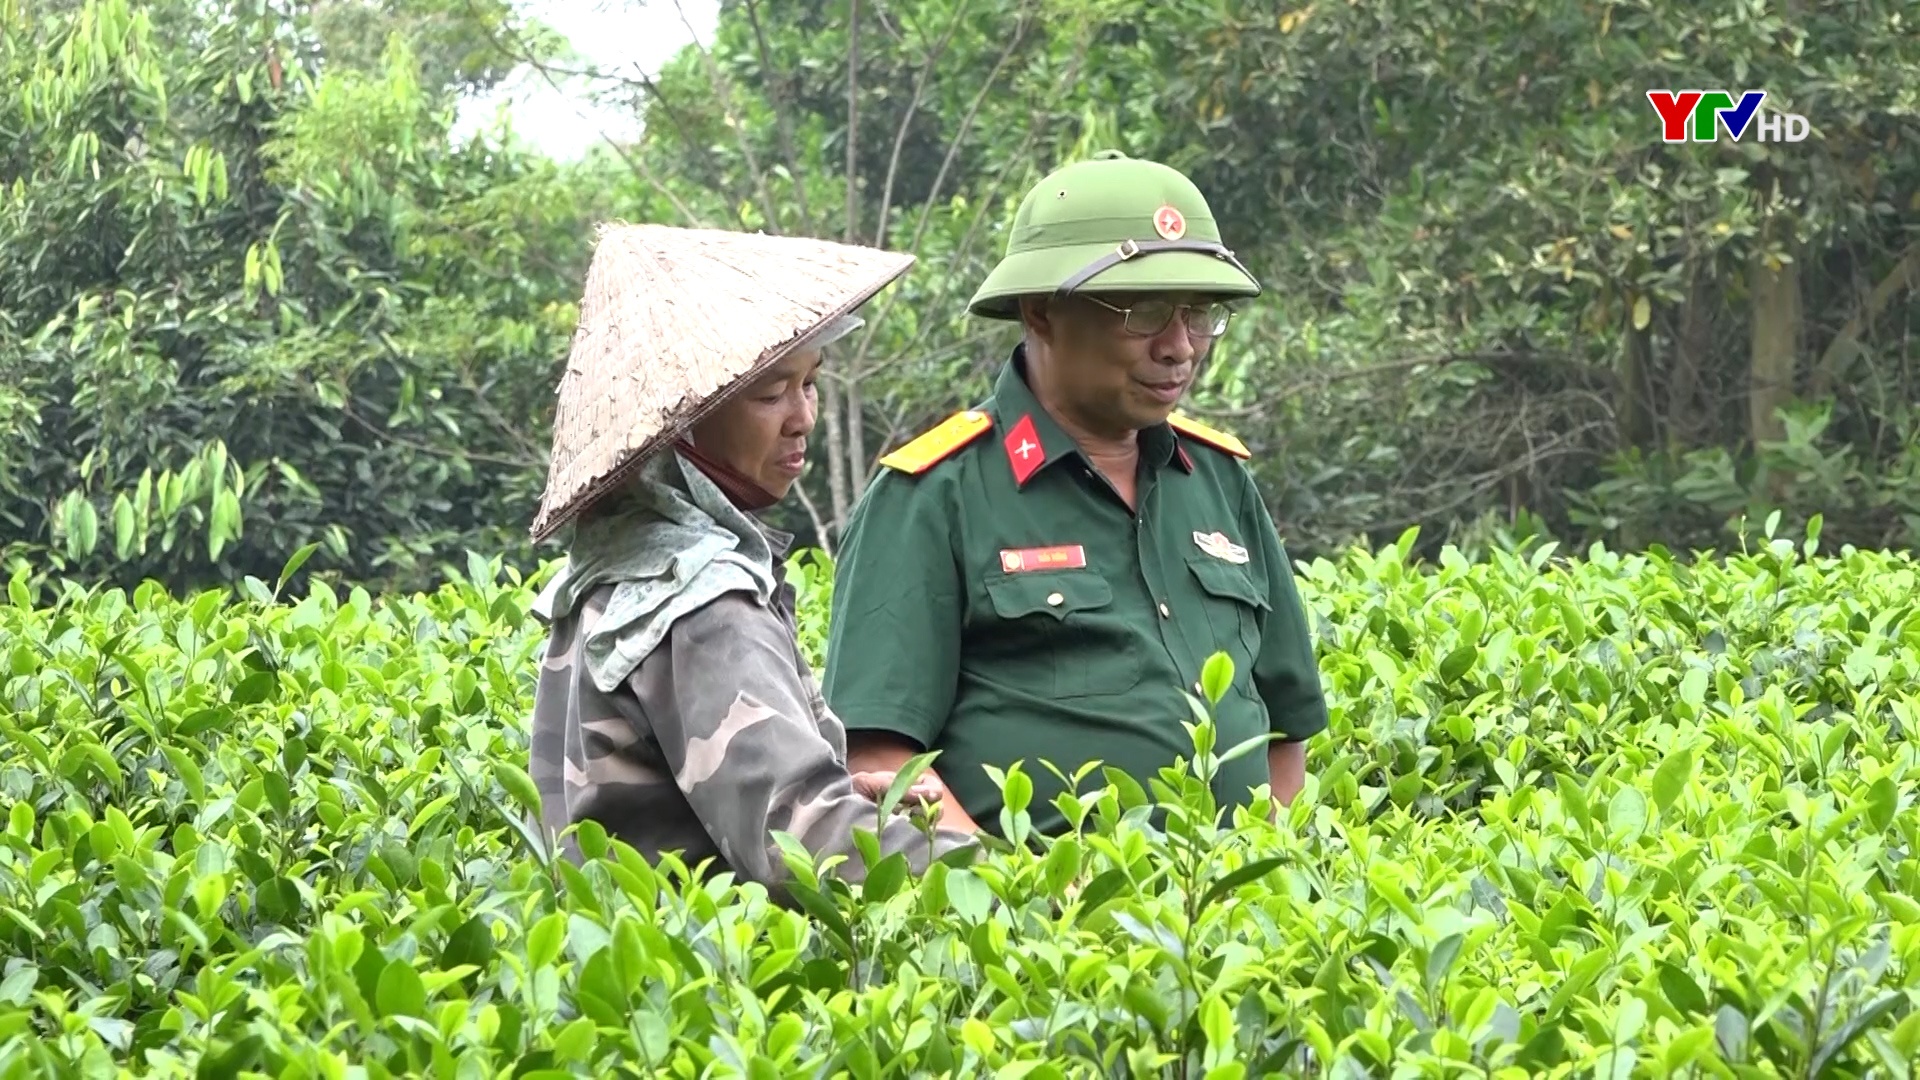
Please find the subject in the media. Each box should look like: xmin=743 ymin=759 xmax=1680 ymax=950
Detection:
xmin=1168 ymin=412 xmax=1250 ymax=459
xmin=878 ymin=410 xmax=994 ymax=474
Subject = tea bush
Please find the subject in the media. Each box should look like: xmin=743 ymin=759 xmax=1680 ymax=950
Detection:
xmin=3 ymin=520 xmax=1920 ymax=1077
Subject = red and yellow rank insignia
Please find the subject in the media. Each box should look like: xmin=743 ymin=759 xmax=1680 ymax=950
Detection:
xmin=1003 ymin=414 xmax=1046 ymax=485
xmin=1168 ymin=411 xmax=1250 ymax=459
xmin=878 ymin=409 xmax=993 ymax=474
xmin=999 ymin=544 xmax=1086 ymax=573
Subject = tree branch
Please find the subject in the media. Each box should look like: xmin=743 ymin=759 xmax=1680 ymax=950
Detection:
xmin=1203 ymin=350 xmax=1618 ymax=419
xmin=672 ymin=0 xmax=782 ymax=233
xmin=339 ymin=400 xmax=541 ymax=470
xmin=903 ymin=5 xmax=1033 ymax=258
xmin=873 ymin=0 xmax=972 ymax=247
xmin=824 ymin=0 xmax=863 ymax=532
xmin=455 ymin=360 xmax=547 ymax=463
xmin=843 ymin=0 xmax=862 ymax=245
xmin=792 ymin=475 xmax=835 ymax=560
xmin=740 ymin=0 xmax=815 ymax=233
xmin=838 ymin=0 xmax=1041 ymax=388
xmin=1808 ymin=239 xmax=1920 ymax=398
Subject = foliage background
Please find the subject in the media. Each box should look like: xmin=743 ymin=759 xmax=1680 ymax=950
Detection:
xmin=2 ymin=0 xmax=1917 ymax=597
xmin=5 ymin=3 xmax=1920 ymax=1071
xmin=6 ymin=522 xmax=1920 ymax=1075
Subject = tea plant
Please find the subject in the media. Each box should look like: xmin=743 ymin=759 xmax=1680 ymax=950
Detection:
xmin=2 ymin=518 xmax=1918 ymax=1077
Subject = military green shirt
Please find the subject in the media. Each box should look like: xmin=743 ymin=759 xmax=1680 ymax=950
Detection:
xmin=822 ymin=348 xmax=1329 ymax=837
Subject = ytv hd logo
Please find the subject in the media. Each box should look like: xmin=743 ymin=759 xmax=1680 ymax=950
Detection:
xmin=1646 ymin=90 xmax=1809 ymax=143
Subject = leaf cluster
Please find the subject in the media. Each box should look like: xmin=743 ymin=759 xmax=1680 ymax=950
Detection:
xmin=3 ymin=519 xmax=1920 ymax=1075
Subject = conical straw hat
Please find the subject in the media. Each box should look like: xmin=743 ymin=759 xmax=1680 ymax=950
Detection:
xmin=529 ymin=222 xmax=915 ymax=542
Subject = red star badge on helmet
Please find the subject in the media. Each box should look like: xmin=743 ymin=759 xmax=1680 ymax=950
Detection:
xmin=1153 ymin=204 xmax=1186 ymax=240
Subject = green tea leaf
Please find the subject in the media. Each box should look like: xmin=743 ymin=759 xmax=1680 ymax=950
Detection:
xmin=947 ymin=869 xmax=992 ymax=925
xmin=1657 ymin=961 xmax=1709 ymax=1016
xmin=1867 ymin=776 xmax=1898 ymax=831
xmin=230 ymin=671 xmax=277 ymax=706
xmin=1424 ymin=932 xmax=1465 ymax=992
xmin=441 ymin=916 xmax=496 ymax=971
xmin=0 ymin=965 xmax=37 ymax=1006
xmin=1661 ymin=1027 xmax=1719 ymax=1071
xmin=875 ymin=751 xmax=941 ymax=820
xmin=784 ymin=880 xmax=853 ymax=955
xmin=112 ymin=494 xmax=136 ymax=562
xmin=860 ymin=853 xmax=908 ymax=904
xmin=1438 ymin=644 xmax=1477 ymax=684
xmin=1201 ymin=651 xmax=1234 ymax=704
xmin=375 ymin=959 xmax=427 ymax=1018
xmin=1650 ymin=747 xmax=1694 ymax=815
xmin=491 ymin=760 xmax=543 ymax=817
xmin=1608 ymin=786 xmax=1648 ymax=839
xmin=1001 ymin=766 xmax=1033 ymax=816
xmin=1073 ymin=869 xmax=1131 ymax=918
xmin=1716 ymin=1006 xmax=1749 ymax=1062
xmin=1812 ymin=992 xmax=1908 ymax=1076
xmin=1196 ymin=856 xmax=1287 ymax=914
xmin=1678 ymin=666 xmax=1709 ymax=709
xmin=256 ymin=877 xmax=302 ymax=924
xmin=1556 ymin=773 xmax=1591 ymax=830
xmin=277 ymin=542 xmax=323 ymax=595
xmin=526 ymin=912 xmax=567 ymax=971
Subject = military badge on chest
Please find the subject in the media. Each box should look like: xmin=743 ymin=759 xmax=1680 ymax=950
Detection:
xmin=1193 ymin=530 xmax=1249 ymax=564
xmin=999 ymin=545 xmax=1087 ymax=573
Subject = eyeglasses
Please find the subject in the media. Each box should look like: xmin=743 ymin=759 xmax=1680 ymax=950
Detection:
xmin=1082 ymin=296 xmax=1235 ymax=338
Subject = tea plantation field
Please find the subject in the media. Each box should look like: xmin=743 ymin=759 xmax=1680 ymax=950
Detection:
xmin=3 ymin=522 xmax=1919 ymax=1077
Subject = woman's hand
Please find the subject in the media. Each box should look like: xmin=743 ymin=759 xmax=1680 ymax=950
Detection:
xmin=844 ymin=737 xmax=983 ymax=835
xmin=850 ymin=769 xmax=945 ymax=810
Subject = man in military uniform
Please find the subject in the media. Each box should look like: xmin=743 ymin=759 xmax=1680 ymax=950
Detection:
xmin=820 ymin=151 xmax=1330 ymax=838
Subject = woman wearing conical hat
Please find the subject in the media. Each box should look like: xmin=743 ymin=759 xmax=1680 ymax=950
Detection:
xmin=525 ymin=223 xmax=977 ymax=900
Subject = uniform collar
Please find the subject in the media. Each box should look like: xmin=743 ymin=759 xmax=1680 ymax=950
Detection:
xmin=991 ymin=345 xmax=1193 ymax=489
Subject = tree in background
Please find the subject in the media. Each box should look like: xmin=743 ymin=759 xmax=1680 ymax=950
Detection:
xmin=0 ymin=0 xmax=640 ymax=593
xmin=4 ymin=0 xmax=1917 ymax=599
xmin=611 ymin=0 xmax=1920 ymax=558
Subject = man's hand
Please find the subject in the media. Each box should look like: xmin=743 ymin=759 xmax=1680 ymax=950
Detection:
xmin=1267 ymin=739 xmax=1308 ymax=822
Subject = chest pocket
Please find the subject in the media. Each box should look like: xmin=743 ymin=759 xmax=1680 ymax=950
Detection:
xmin=1185 ymin=554 xmax=1269 ymax=687
xmin=981 ymin=568 xmax=1145 ymax=699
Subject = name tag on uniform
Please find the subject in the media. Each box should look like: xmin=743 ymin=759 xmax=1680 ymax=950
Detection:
xmin=1194 ymin=530 xmax=1249 ymax=564
xmin=1000 ymin=545 xmax=1086 ymax=573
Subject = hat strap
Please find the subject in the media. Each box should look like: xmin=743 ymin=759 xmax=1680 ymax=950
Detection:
xmin=1052 ymin=238 xmax=1254 ymax=296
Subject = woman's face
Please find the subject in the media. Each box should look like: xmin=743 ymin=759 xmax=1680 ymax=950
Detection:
xmin=687 ymin=347 xmax=823 ymax=500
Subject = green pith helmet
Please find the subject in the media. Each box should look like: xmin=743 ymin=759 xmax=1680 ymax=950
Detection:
xmin=968 ymin=150 xmax=1260 ymax=320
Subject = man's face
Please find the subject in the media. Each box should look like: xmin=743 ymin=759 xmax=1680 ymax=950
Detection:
xmin=1020 ymin=291 xmax=1230 ymax=436
xmin=687 ymin=348 xmax=822 ymax=499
